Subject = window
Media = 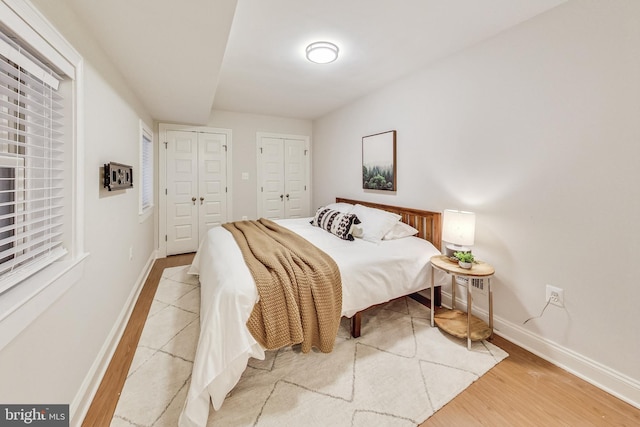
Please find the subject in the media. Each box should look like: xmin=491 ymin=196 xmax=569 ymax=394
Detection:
xmin=0 ymin=31 xmax=66 ymax=294
xmin=139 ymin=120 xmax=153 ymax=220
xmin=0 ymin=0 xmax=85 ymax=351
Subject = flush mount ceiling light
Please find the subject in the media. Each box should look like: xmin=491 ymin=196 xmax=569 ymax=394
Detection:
xmin=305 ymin=41 xmax=339 ymax=64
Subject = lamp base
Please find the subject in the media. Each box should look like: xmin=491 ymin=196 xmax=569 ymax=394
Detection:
xmin=445 ymin=244 xmax=471 ymax=258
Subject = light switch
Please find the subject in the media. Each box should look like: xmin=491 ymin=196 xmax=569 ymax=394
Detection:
xmin=241 ymin=172 xmax=249 ymax=180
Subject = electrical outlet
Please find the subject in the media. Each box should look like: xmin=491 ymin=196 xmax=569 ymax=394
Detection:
xmin=546 ymin=284 xmax=564 ymax=307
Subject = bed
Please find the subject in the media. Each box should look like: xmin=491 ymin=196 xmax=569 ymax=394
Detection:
xmin=179 ymin=198 xmax=445 ymax=427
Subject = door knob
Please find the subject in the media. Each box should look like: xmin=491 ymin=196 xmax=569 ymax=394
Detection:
xmin=280 ymin=194 xmax=283 ymax=201
xmin=286 ymin=194 xmax=290 ymax=200
xmin=200 ymin=197 xmax=204 ymax=205
xmin=191 ymin=197 xmax=196 ymax=205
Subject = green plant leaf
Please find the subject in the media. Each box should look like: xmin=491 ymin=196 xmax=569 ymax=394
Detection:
xmin=453 ymin=251 xmax=474 ymax=263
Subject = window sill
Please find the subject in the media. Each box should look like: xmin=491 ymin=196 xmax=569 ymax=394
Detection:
xmin=0 ymin=252 xmax=90 ymax=351
xmin=138 ymin=206 xmax=154 ymax=223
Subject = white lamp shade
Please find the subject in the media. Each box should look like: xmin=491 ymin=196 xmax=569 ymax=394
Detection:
xmin=442 ymin=209 xmax=476 ymax=247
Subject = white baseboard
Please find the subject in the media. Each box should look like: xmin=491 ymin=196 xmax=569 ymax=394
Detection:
xmin=70 ymin=250 xmax=158 ymax=426
xmin=492 ymin=315 xmax=640 ymax=410
xmin=442 ymin=290 xmax=640 ymax=410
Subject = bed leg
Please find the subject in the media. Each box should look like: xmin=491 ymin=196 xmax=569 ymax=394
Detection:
xmin=409 ymin=286 xmax=442 ymax=308
xmin=351 ymin=312 xmax=362 ymax=338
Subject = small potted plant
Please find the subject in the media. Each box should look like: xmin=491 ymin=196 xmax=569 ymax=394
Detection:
xmin=454 ymin=251 xmax=475 ymax=269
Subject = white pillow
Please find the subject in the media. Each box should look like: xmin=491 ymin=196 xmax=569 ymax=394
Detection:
xmin=350 ymin=224 xmax=364 ymax=238
xmin=383 ymin=221 xmax=419 ymax=240
xmin=350 ymin=204 xmax=401 ymax=242
xmin=323 ymin=202 xmax=354 ymax=213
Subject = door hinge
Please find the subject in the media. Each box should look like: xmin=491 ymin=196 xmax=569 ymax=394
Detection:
xmin=223 ymin=144 xmax=227 ymax=152
xmin=304 ymin=185 xmax=307 ymax=191
xmin=165 ymin=188 xmax=167 ymax=195
xmin=261 ymin=186 xmax=263 ymax=192
xmin=304 ymin=149 xmax=308 ymax=156
xmin=225 ymin=187 xmax=228 ymax=193
xmin=165 ymin=235 xmax=167 ymax=242
xmin=260 ymin=147 xmax=263 ymax=154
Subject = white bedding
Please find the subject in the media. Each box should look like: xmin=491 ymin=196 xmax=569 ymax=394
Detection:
xmin=179 ymin=218 xmax=445 ymax=427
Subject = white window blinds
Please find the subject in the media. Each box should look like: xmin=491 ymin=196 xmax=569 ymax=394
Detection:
xmin=0 ymin=32 xmax=66 ymax=294
xmin=140 ymin=124 xmax=153 ymax=213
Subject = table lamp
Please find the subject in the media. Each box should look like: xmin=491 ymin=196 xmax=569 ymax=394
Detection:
xmin=442 ymin=209 xmax=476 ymax=257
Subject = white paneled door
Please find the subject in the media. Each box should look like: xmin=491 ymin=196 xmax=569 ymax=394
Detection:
xmin=284 ymin=138 xmax=306 ymax=218
xmin=258 ymin=133 xmax=310 ymax=220
xmin=166 ymin=131 xmax=198 ymax=255
xmin=198 ymin=132 xmax=227 ymax=241
xmin=261 ymin=137 xmax=286 ymax=219
xmin=165 ymin=129 xmax=228 ymax=255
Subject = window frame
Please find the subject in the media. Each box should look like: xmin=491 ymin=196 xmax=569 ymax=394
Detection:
xmin=138 ymin=119 xmax=153 ymax=222
xmin=0 ymin=37 xmax=68 ymax=292
xmin=0 ymin=0 xmax=86 ymax=352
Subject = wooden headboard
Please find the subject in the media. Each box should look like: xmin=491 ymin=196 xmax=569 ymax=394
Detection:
xmin=336 ymin=198 xmax=442 ymax=250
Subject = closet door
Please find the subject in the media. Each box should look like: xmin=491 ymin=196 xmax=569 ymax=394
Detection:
xmin=198 ymin=132 xmax=228 ymax=242
xmin=283 ymin=138 xmax=307 ymax=218
xmin=257 ymin=133 xmax=310 ymax=220
xmin=166 ymin=130 xmax=199 ymax=255
xmin=163 ymin=128 xmax=229 ymax=256
xmin=261 ymin=137 xmax=285 ymax=220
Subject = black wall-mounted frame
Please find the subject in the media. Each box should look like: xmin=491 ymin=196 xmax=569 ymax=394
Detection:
xmin=103 ymin=162 xmax=133 ymax=191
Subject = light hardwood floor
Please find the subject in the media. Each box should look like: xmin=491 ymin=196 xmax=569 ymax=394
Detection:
xmin=84 ymin=255 xmax=640 ymax=426
xmin=82 ymin=253 xmax=195 ymax=427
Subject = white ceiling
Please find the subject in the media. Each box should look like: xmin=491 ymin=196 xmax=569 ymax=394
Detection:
xmin=65 ymin=0 xmax=238 ymax=124
xmin=65 ymin=0 xmax=566 ymax=124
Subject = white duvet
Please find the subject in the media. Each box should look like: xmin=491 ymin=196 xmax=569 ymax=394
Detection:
xmin=179 ymin=218 xmax=444 ymax=427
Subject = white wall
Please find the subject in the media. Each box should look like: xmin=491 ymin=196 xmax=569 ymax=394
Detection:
xmin=313 ymin=0 xmax=639 ymax=406
xmin=0 ymin=0 xmax=156 ymax=421
xmin=207 ymin=109 xmax=312 ymax=220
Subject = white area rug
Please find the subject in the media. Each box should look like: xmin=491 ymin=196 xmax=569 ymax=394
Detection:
xmin=111 ymin=266 xmax=507 ymax=427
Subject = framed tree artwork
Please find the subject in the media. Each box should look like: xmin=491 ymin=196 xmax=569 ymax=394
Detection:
xmin=362 ymin=130 xmax=396 ymax=191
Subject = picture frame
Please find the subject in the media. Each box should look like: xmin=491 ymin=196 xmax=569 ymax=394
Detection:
xmin=362 ymin=130 xmax=396 ymax=191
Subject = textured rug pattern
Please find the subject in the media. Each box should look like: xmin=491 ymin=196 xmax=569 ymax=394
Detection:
xmin=111 ymin=266 xmax=507 ymax=427
xmin=111 ymin=266 xmax=200 ymax=427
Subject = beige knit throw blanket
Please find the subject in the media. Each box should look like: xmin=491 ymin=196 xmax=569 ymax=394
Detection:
xmin=222 ymin=218 xmax=342 ymax=353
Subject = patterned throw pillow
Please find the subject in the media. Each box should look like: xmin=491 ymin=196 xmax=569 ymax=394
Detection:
xmin=310 ymin=207 xmax=361 ymax=241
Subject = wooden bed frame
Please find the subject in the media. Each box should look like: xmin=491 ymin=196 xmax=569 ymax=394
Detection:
xmin=335 ymin=198 xmax=443 ymax=337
